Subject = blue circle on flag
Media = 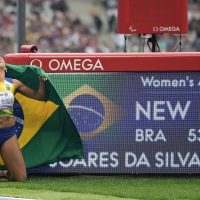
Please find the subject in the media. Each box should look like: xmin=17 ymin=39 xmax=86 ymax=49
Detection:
xmin=67 ymin=94 xmax=105 ymax=132
xmin=13 ymin=99 xmax=24 ymax=138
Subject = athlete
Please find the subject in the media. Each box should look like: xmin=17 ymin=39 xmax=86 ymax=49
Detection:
xmin=0 ymin=57 xmax=46 ymax=181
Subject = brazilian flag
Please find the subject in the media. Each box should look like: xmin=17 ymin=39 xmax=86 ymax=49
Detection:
xmin=0 ymin=64 xmax=83 ymax=169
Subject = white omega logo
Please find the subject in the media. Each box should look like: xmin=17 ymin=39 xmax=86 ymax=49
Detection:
xmin=153 ymin=26 xmax=159 ymax=32
xmin=30 ymin=59 xmax=43 ymax=68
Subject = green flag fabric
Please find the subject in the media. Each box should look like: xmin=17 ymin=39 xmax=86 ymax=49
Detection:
xmin=0 ymin=64 xmax=83 ymax=169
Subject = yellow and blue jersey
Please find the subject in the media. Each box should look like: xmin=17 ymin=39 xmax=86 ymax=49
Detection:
xmin=0 ymin=78 xmax=15 ymax=117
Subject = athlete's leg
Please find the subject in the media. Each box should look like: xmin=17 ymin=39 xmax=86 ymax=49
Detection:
xmin=0 ymin=134 xmax=27 ymax=181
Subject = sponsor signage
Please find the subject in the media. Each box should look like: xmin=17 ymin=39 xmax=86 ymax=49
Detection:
xmin=4 ymin=53 xmax=200 ymax=72
xmin=30 ymin=58 xmax=104 ymax=72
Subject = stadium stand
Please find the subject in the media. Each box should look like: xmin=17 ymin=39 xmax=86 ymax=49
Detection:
xmin=0 ymin=0 xmax=200 ymax=55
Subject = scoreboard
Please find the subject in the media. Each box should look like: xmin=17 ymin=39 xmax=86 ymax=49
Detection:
xmin=117 ymin=0 xmax=188 ymax=34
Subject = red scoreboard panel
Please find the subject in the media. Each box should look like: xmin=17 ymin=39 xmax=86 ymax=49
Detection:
xmin=117 ymin=0 xmax=188 ymax=34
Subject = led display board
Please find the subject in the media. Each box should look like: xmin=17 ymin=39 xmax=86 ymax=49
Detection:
xmin=4 ymin=52 xmax=200 ymax=174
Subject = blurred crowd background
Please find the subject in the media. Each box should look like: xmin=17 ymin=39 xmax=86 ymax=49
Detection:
xmin=0 ymin=0 xmax=200 ymax=55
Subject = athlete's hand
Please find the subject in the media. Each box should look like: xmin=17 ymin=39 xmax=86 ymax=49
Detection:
xmin=39 ymin=75 xmax=47 ymax=82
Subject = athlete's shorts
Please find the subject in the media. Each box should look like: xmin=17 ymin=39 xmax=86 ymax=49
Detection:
xmin=0 ymin=125 xmax=17 ymax=145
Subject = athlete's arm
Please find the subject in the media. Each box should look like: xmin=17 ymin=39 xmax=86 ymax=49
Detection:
xmin=13 ymin=77 xmax=46 ymax=101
